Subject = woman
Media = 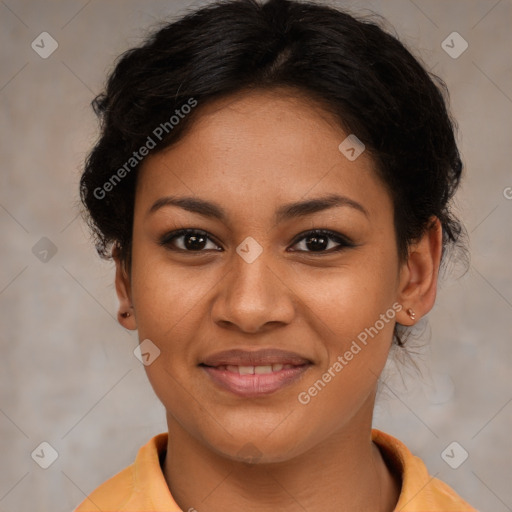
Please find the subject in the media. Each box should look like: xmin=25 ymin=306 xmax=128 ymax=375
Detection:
xmin=76 ymin=0 xmax=476 ymax=510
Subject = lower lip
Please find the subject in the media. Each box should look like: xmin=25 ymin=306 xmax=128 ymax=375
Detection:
xmin=200 ymin=364 xmax=311 ymax=397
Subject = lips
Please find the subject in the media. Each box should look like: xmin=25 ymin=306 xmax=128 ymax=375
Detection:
xmin=200 ymin=348 xmax=311 ymax=368
xmin=199 ymin=348 xmax=312 ymax=397
xmin=217 ymin=363 xmax=297 ymax=374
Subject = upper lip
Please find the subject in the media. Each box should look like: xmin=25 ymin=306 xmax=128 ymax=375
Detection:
xmin=200 ymin=348 xmax=312 ymax=367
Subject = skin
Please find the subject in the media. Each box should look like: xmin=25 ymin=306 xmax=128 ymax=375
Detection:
xmin=114 ymin=87 xmax=442 ymax=512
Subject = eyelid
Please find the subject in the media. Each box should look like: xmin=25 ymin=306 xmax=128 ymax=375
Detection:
xmin=288 ymin=229 xmax=356 ymax=252
xmin=159 ymin=228 xmax=223 ymax=251
xmin=159 ymin=228 xmax=355 ymax=254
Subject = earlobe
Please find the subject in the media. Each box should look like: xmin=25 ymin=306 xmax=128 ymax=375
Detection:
xmin=396 ymin=217 xmax=443 ymax=325
xmin=113 ymin=247 xmax=137 ymax=330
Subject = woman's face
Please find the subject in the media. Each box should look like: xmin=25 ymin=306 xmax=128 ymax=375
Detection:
xmin=118 ymin=88 xmax=415 ymax=462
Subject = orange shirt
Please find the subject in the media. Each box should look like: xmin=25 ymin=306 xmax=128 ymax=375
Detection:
xmin=75 ymin=429 xmax=477 ymax=511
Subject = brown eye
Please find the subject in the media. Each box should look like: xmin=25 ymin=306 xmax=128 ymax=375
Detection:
xmin=290 ymin=229 xmax=355 ymax=253
xmin=160 ymin=229 xmax=222 ymax=252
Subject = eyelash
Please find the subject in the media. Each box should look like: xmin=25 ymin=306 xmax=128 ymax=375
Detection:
xmin=159 ymin=228 xmax=355 ymax=254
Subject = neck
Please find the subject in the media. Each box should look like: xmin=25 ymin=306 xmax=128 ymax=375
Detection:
xmin=163 ymin=412 xmax=400 ymax=512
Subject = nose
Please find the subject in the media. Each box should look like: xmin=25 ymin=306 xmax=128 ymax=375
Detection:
xmin=210 ymin=247 xmax=295 ymax=334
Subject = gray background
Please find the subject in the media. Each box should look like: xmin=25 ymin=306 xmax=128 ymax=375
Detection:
xmin=1 ymin=1 xmax=511 ymax=511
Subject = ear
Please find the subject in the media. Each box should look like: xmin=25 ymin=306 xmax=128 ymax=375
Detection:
xmin=113 ymin=245 xmax=137 ymax=330
xmin=396 ymin=217 xmax=443 ymax=326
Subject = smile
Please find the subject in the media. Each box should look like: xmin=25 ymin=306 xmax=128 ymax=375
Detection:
xmin=216 ymin=363 xmax=297 ymax=374
xmin=200 ymin=362 xmax=311 ymax=397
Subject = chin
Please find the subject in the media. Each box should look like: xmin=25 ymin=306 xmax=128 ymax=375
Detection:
xmin=202 ymin=427 xmax=310 ymax=466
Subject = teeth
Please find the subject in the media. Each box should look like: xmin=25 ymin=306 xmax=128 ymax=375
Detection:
xmin=254 ymin=365 xmax=273 ymax=374
xmin=238 ymin=366 xmax=254 ymax=375
xmin=222 ymin=364 xmax=293 ymax=374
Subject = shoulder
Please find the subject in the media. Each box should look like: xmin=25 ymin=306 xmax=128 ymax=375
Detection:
xmin=371 ymin=429 xmax=479 ymax=512
xmin=73 ymin=433 xmax=182 ymax=512
xmin=74 ymin=463 xmax=136 ymax=511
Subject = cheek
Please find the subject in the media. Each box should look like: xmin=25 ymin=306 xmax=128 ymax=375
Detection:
xmin=289 ymin=248 xmax=399 ymax=336
xmin=289 ymin=250 xmax=399 ymax=394
xmin=130 ymin=261 xmax=203 ymax=430
xmin=294 ymin=280 xmax=398 ymax=434
xmin=130 ymin=246 xmax=209 ymax=335
xmin=128 ymin=249 xmax=205 ymax=394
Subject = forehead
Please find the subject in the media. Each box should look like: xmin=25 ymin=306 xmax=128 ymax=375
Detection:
xmin=135 ymin=88 xmax=391 ymax=222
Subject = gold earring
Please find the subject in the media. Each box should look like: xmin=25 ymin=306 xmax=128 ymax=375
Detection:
xmin=406 ymin=308 xmax=416 ymax=321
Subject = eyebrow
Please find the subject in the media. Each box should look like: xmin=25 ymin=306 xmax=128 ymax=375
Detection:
xmin=148 ymin=193 xmax=369 ymax=222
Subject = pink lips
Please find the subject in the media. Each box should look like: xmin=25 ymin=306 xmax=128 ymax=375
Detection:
xmin=200 ymin=348 xmax=312 ymax=398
